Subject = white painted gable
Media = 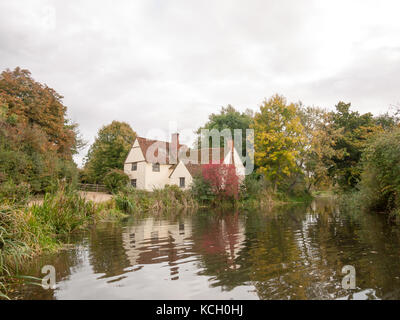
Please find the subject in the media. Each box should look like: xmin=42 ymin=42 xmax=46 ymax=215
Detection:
xmin=125 ymin=139 xmax=145 ymax=163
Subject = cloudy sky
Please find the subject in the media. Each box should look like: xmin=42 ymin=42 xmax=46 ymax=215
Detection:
xmin=1 ymin=0 xmax=399 ymax=166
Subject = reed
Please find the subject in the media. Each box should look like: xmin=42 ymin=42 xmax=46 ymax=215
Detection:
xmin=0 ymin=185 xmax=125 ymax=299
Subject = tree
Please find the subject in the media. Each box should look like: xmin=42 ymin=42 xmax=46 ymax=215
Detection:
xmin=0 ymin=67 xmax=81 ymax=194
xmin=84 ymin=121 xmax=136 ymax=183
xmin=196 ymin=105 xmax=253 ymax=155
xmin=0 ymin=67 xmax=83 ymax=159
xmin=329 ymin=102 xmax=382 ymax=190
xmin=298 ymin=106 xmax=345 ymax=190
xmin=251 ymin=94 xmax=305 ymax=190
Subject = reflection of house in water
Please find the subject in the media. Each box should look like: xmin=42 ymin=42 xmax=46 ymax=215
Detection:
xmin=122 ymin=218 xmax=193 ymax=279
xmin=122 ymin=215 xmax=247 ymax=281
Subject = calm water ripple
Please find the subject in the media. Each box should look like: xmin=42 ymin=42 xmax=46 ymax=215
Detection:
xmin=9 ymin=197 xmax=400 ymax=300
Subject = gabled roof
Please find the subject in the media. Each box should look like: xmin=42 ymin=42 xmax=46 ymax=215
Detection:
xmin=136 ymin=136 xmax=186 ymax=165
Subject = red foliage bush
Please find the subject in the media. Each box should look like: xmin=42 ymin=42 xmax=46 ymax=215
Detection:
xmin=201 ymin=164 xmax=239 ymax=200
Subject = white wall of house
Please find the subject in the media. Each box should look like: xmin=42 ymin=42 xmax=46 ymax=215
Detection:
xmin=124 ymin=139 xmax=147 ymax=189
xmin=124 ymin=161 xmax=146 ymax=189
xmin=144 ymin=162 xmax=171 ymax=190
xmin=169 ymin=161 xmax=193 ymax=190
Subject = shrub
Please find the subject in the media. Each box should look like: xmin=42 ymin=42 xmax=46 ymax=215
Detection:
xmin=103 ymin=169 xmax=129 ymax=193
xmin=191 ymin=174 xmax=216 ymax=205
xmin=201 ymin=164 xmax=239 ymax=201
xmin=239 ymin=172 xmax=265 ymax=200
xmin=114 ymin=192 xmax=136 ymax=214
xmin=356 ymin=129 xmax=400 ymax=216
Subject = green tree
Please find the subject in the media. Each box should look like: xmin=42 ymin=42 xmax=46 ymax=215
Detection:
xmin=84 ymin=121 xmax=136 ymax=183
xmin=251 ymin=94 xmax=305 ymax=190
xmin=196 ymin=105 xmax=253 ymax=155
xmin=329 ymin=102 xmax=382 ymax=190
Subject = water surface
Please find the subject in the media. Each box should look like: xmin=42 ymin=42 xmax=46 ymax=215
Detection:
xmin=10 ymin=197 xmax=400 ymax=300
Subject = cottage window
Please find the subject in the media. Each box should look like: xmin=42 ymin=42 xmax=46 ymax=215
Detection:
xmin=131 ymin=179 xmax=137 ymax=188
xmin=131 ymin=162 xmax=137 ymax=171
xmin=152 ymin=163 xmax=160 ymax=172
xmin=179 ymin=177 xmax=185 ymax=188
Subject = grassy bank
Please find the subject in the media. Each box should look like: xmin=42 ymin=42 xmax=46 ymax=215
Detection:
xmin=0 ymin=184 xmax=198 ymax=298
xmin=0 ymin=186 xmax=127 ymax=299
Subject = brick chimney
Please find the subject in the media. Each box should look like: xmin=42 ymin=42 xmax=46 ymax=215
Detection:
xmin=170 ymin=133 xmax=179 ymax=164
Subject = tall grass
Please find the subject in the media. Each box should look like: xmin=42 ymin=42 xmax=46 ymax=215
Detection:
xmin=0 ymin=186 xmax=125 ymax=299
xmin=114 ymin=185 xmax=197 ymax=215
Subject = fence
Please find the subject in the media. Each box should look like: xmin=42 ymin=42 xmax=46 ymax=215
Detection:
xmin=78 ymin=183 xmax=109 ymax=193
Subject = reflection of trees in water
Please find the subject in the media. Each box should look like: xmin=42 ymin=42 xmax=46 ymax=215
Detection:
xmin=12 ymin=198 xmax=400 ymax=300
xmin=190 ymin=211 xmax=249 ymax=291
xmin=247 ymin=198 xmax=400 ymax=299
xmin=88 ymin=222 xmax=131 ymax=279
xmin=193 ymin=198 xmax=400 ymax=299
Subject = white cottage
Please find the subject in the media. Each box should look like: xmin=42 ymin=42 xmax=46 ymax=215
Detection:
xmin=124 ymin=133 xmax=245 ymax=191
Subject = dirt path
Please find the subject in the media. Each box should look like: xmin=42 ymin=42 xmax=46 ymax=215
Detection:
xmin=28 ymin=191 xmax=112 ymax=206
xmin=79 ymin=191 xmax=112 ymax=203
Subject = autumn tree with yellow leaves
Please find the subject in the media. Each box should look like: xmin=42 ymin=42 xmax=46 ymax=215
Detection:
xmin=251 ymin=95 xmax=305 ymax=190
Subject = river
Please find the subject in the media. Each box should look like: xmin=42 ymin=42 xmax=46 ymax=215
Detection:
xmin=9 ymin=197 xmax=400 ymax=300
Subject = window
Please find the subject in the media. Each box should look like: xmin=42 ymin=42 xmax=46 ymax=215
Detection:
xmin=179 ymin=177 xmax=185 ymax=188
xmin=131 ymin=179 xmax=137 ymax=188
xmin=131 ymin=162 xmax=137 ymax=171
xmin=152 ymin=163 xmax=160 ymax=172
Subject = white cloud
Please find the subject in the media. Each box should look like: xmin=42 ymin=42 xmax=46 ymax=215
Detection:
xmin=1 ymin=0 xmax=399 ymax=166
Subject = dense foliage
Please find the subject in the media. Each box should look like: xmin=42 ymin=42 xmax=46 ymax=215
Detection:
xmin=0 ymin=68 xmax=82 ymax=195
xmin=191 ymin=164 xmax=240 ymax=205
xmin=328 ymin=102 xmax=384 ymax=190
xmin=356 ymin=129 xmax=400 ymax=216
xmin=251 ymin=94 xmax=305 ymax=190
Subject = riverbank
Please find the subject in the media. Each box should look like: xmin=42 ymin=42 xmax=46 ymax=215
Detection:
xmin=0 ymin=185 xmax=199 ymax=298
xmin=1 ymin=183 xmax=315 ymax=299
xmin=0 ymin=187 xmax=127 ymax=298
